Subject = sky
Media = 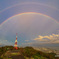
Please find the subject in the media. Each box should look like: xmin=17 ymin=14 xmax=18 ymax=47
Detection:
xmin=0 ymin=0 xmax=59 ymax=48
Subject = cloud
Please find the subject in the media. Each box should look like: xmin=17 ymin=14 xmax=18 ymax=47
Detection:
xmin=34 ymin=34 xmax=59 ymax=43
xmin=25 ymin=40 xmax=29 ymax=42
xmin=0 ymin=39 xmax=13 ymax=45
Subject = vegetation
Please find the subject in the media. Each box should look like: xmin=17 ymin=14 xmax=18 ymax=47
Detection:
xmin=0 ymin=46 xmax=56 ymax=59
xmin=20 ymin=47 xmax=56 ymax=59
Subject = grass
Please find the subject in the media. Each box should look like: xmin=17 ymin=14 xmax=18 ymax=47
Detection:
xmin=11 ymin=53 xmax=20 ymax=56
xmin=8 ymin=58 xmax=12 ymax=59
xmin=24 ymin=56 xmax=34 ymax=59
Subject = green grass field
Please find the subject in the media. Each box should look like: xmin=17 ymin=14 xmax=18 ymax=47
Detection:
xmin=11 ymin=53 xmax=20 ymax=56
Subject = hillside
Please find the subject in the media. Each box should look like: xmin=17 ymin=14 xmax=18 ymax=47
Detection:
xmin=0 ymin=46 xmax=58 ymax=59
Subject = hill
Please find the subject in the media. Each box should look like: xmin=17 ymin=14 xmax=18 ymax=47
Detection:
xmin=0 ymin=46 xmax=58 ymax=59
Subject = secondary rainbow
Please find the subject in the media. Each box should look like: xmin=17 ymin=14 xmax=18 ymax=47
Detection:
xmin=0 ymin=2 xmax=59 ymax=13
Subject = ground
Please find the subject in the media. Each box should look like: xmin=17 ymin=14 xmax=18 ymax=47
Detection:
xmin=1 ymin=50 xmax=25 ymax=59
xmin=8 ymin=55 xmax=25 ymax=59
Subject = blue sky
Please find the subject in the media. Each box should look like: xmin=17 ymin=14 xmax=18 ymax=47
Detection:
xmin=0 ymin=0 xmax=59 ymax=48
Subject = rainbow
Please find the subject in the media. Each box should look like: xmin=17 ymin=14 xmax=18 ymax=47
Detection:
xmin=0 ymin=12 xmax=59 ymax=26
xmin=0 ymin=2 xmax=59 ymax=13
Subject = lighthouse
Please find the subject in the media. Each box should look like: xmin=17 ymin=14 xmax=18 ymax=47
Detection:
xmin=14 ymin=33 xmax=18 ymax=50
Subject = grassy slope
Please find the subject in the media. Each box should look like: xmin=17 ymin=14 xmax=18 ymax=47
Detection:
xmin=0 ymin=46 xmax=56 ymax=59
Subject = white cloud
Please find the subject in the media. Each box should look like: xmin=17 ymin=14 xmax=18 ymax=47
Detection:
xmin=34 ymin=34 xmax=59 ymax=43
xmin=0 ymin=39 xmax=13 ymax=45
xmin=25 ymin=40 xmax=29 ymax=42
